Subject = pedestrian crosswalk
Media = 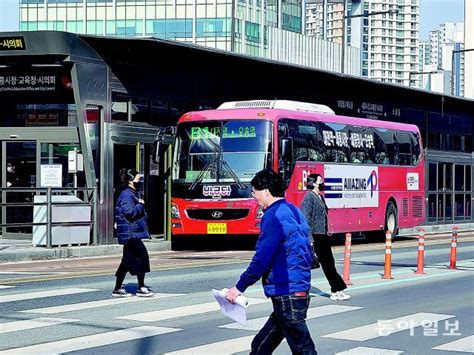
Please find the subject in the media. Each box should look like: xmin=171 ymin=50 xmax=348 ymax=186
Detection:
xmin=0 ymin=286 xmax=472 ymax=354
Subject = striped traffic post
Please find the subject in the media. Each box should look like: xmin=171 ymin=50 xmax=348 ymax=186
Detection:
xmin=382 ymin=231 xmax=393 ymax=279
xmin=342 ymin=233 xmax=352 ymax=285
xmin=449 ymin=226 xmax=458 ymax=269
xmin=415 ymin=228 xmax=426 ymax=274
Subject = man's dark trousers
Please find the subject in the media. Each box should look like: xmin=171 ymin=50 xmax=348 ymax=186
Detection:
xmin=250 ymin=294 xmax=317 ymax=354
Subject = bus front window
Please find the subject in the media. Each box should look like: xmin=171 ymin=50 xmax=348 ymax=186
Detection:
xmin=173 ymin=120 xmax=272 ymax=185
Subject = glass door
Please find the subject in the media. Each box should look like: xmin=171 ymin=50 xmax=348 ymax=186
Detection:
xmin=1 ymin=141 xmax=37 ymax=238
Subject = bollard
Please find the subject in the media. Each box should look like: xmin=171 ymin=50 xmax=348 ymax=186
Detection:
xmin=449 ymin=226 xmax=458 ymax=269
xmin=415 ymin=228 xmax=426 ymax=274
xmin=342 ymin=232 xmax=353 ymax=285
xmin=382 ymin=231 xmax=393 ymax=279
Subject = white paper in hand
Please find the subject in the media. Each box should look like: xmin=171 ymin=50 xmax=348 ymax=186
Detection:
xmin=212 ymin=288 xmax=249 ymax=325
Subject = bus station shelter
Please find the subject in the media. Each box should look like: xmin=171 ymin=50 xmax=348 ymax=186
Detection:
xmin=0 ymin=31 xmax=472 ymax=245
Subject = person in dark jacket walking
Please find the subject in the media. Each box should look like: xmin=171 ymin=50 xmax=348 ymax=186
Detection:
xmin=113 ymin=168 xmax=154 ymax=298
xmin=226 ymin=169 xmax=317 ymax=355
xmin=301 ymin=173 xmax=351 ymax=301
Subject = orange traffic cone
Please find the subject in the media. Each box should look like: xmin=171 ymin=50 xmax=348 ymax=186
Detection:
xmin=382 ymin=231 xmax=393 ymax=279
xmin=449 ymin=226 xmax=458 ymax=269
xmin=342 ymin=233 xmax=352 ymax=285
xmin=415 ymin=228 xmax=426 ymax=274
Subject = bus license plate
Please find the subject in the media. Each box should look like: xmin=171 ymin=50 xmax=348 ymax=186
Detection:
xmin=207 ymin=223 xmax=227 ymax=234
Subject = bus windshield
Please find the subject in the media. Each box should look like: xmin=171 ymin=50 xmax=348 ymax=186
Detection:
xmin=173 ymin=120 xmax=272 ymax=184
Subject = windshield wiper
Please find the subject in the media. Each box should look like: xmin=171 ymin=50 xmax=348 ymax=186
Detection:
xmin=189 ymin=152 xmax=219 ymax=191
xmin=220 ymin=159 xmax=245 ymax=190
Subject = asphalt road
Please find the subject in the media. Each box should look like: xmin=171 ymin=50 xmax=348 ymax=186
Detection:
xmin=0 ymin=234 xmax=473 ymax=354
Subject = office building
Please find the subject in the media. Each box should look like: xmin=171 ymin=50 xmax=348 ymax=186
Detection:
xmin=18 ymin=0 xmax=359 ymax=75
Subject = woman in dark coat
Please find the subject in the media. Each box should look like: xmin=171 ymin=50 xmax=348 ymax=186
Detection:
xmin=113 ymin=168 xmax=154 ymax=297
xmin=301 ymin=173 xmax=351 ymax=301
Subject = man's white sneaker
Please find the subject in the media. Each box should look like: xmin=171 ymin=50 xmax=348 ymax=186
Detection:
xmin=330 ymin=291 xmax=351 ymax=301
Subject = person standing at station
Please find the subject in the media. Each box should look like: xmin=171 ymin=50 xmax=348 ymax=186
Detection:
xmin=113 ymin=168 xmax=154 ymax=297
xmin=301 ymin=173 xmax=351 ymax=301
xmin=225 ymin=169 xmax=317 ymax=354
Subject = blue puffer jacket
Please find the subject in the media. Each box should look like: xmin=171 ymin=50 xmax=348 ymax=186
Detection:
xmin=115 ymin=187 xmax=149 ymax=245
xmin=236 ymin=199 xmax=313 ymax=297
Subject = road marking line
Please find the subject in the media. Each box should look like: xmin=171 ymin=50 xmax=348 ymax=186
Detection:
xmin=220 ymin=305 xmax=361 ymax=331
xmin=334 ymin=346 xmax=403 ymax=354
xmin=117 ymin=298 xmax=268 ymax=322
xmin=0 ymin=285 xmax=15 ymax=289
xmin=0 ymin=288 xmax=98 ymax=303
xmin=432 ymin=335 xmax=474 ymax=353
xmin=0 ymin=326 xmax=180 ymax=354
xmin=20 ymin=293 xmax=183 ymax=314
xmin=164 ymin=335 xmax=255 ymax=355
xmin=323 ymin=312 xmax=454 ymax=341
xmin=0 ymin=318 xmax=79 ymax=334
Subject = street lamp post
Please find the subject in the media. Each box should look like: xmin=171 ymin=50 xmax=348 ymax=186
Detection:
xmin=451 ymin=48 xmax=474 ymax=96
xmin=408 ymin=71 xmax=439 ymax=89
xmin=340 ymin=7 xmax=398 ymax=74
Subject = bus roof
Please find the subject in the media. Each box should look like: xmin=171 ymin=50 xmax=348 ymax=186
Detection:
xmin=178 ymin=107 xmax=420 ymax=133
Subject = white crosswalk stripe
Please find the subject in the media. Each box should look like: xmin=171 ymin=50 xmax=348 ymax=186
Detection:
xmin=432 ymin=335 xmax=474 ymax=353
xmin=220 ymin=304 xmax=361 ymax=331
xmin=323 ymin=312 xmax=455 ymax=341
xmin=334 ymin=346 xmax=403 ymax=354
xmin=1 ymin=326 xmax=181 ymax=354
xmin=0 ymin=317 xmax=79 ymax=334
xmin=0 ymin=284 xmax=471 ymax=355
xmin=164 ymin=335 xmax=255 ymax=355
xmin=117 ymin=298 xmax=268 ymax=322
xmin=20 ymin=292 xmax=183 ymax=314
xmin=0 ymin=287 xmax=98 ymax=303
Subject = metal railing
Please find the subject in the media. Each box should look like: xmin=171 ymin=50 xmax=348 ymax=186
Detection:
xmin=0 ymin=187 xmax=97 ymax=248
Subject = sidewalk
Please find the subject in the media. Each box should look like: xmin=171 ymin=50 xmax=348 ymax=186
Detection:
xmin=0 ymin=237 xmax=171 ymax=264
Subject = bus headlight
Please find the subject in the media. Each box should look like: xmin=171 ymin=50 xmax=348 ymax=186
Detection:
xmin=256 ymin=207 xmax=264 ymax=219
xmin=171 ymin=202 xmax=181 ymax=219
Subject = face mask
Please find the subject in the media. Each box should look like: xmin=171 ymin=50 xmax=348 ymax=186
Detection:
xmin=132 ymin=181 xmax=142 ymax=190
xmin=318 ymin=183 xmax=325 ymax=191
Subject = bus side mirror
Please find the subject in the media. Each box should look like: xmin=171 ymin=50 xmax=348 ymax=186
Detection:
xmin=281 ymin=138 xmax=293 ymax=162
xmin=153 ymin=126 xmax=176 ymax=164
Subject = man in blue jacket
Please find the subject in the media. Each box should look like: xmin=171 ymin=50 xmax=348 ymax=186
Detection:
xmin=226 ymin=169 xmax=317 ymax=354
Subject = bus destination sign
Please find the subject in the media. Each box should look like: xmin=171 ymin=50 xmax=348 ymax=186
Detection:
xmin=0 ymin=37 xmax=26 ymax=51
xmin=191 ymin=125 xmax=257 ymax=140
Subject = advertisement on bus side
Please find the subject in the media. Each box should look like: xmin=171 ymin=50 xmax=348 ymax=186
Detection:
xmin=323 ymin=164 xmax=379 ymax=209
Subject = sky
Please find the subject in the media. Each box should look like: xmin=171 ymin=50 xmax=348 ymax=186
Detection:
xmin=0 ymin=0 xmax=467 ymax=39
xmin=419 ymin=0 xmax=465 ymax=40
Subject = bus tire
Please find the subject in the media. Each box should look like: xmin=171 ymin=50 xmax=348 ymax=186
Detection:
xmin=365 ymin=201 xmax=398 ymax=242
xmin=384 ymin=201 xmax=398 ymax=240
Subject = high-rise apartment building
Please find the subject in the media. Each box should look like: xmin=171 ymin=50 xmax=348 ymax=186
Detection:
xmin=306 ymin=0 xmax=420 ymax=85
xmin=422 ymin=22 xmax=464 ymax=95
xmin=306 ymin=0 xmax=344 ymax=44
xmin=466 ymin=0 xmax=474 ymax=99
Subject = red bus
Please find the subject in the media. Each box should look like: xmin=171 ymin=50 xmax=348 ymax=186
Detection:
xmin=155 ymin=100 xmax=425 ymax=248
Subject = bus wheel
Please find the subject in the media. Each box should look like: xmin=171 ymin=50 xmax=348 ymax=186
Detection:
xmin=365 ymin=202 xmax=398 ymax=242
xmin=384 ymin=201 xmax=398 ymax=239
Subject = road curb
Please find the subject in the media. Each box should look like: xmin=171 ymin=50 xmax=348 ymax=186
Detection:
xmin=0 ymin=240 xmax=171 ymax=264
